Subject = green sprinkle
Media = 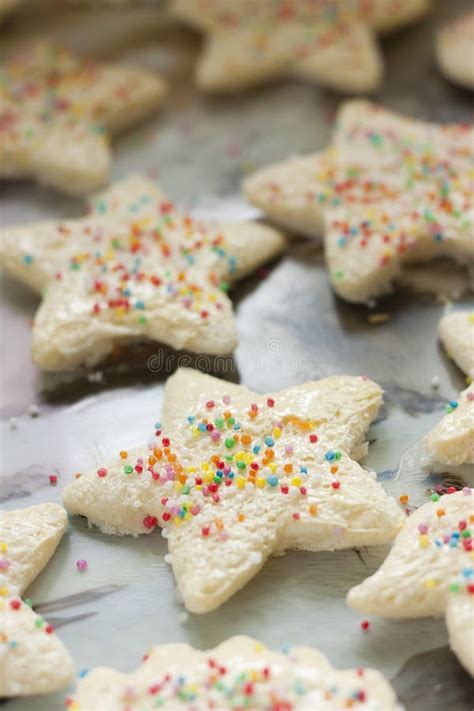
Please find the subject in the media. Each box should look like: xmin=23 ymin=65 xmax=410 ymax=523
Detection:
xmin=124 ymin=465 xmax=133 ymax=474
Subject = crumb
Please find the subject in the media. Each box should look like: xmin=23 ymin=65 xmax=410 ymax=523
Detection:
xmin=368 ymin=313 xmax=390 ymax=325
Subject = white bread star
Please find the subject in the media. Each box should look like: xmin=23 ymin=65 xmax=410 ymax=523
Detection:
xmin=244 ymin=100 xmax=474 ymax=304
xmin=0 ymin=503 xmax=74 ymax=696
xmin=69 ymin=634 xmax=403 ymax=710
xmin=171 ymin=0 xmax=381 ymax=92
xmin=0 ymin=42 xmax=166 ymax=194
xmin=438 ymin=310 xmax=474 ymax=380
xmin=436 ymin=10 xmax=474 ymax=90
xmin=347 ymin=489 xmax=474 ymax=676
xmin=425 ymin=385 xmax=474 ymax=467
xmin=0 ymin=175 xmax=285 ymax=371
xmin=64 ymin=367 xmax=404 ymax=613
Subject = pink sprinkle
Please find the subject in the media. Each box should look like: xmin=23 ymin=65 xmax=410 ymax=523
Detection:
xmin=97 ymin=467 xmax=107 ymax=478
xmin=76 ymin=559 xmax=88 ymax=571
xmin=49 ymin=475 xmax=58 ymax=485
xmin=418 ymin=523 xmax=428 ymax=534
xmin=0 ymin=558 xmax=11 ymax=570
xmin=467 ymin=392 xmax=474 ymax=401
xmin=463 ymin=487 xmax=472 ymax=495
xmin=223 ymin=394 xmax=231 ymax=405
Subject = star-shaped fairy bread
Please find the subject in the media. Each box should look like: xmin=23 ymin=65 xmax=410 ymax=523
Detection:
xmin=425 ymin=385 xmax=474 ymax=468
xmin=170 ymin=0 xmax=429 ymax=93
xmin=347 ymin=489 xmax=474 ymax=676
xmin=244 ymin=100 xmax=474 ymax=304
xmin=69 ymin=634 xmax=403 ymax=710
xmin=436 ymin=10 xmax=474 ymax=91
xmin=0 ymin=503 xmax=74 ymax=696
xmin=0 ymin=42 xmax=166 ymax=194
xmin=64 ymin=368 xmax=404 ymax=613
xmin=439 ymin=310 xmax=474 ymax=380
xmin=0 ymin=175 xmax=285 ymax=371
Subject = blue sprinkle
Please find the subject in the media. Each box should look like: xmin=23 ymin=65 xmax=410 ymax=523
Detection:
xmin=264 ymin=436 xmax=274 ymax=447
xmin=23 ymin=254 xmax=33 ymax=265
xmin=267 ymin=475 xmax=278 ymax=487
xmin=325 ymin=450 xmax=335 ymax=462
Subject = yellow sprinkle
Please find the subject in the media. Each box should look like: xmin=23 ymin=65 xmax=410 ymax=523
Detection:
xmin=424 ymin=579 xmax=437 ymax=589
xmin=273 ymin=427 xmax=282 ymax=439
xmin=0 ymin=543 xmax=7 ymax=553
xmin=236 ymin=476 xmax=246 ymax=489
xmin=419 ymin=534 xmax=430 ymax=548
xmin=173 ymin=517 xmax=182 ymax=527
xmin=291 ymin=477 xmax=301 ymax=487
xmin=256 ymin=478 xmax=266 ymax=488
xmin=0 ymin=587 xmax=9 ymax=597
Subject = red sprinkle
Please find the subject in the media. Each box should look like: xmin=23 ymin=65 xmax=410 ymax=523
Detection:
xmin=143 ymin=516 xmax=158 ymax=529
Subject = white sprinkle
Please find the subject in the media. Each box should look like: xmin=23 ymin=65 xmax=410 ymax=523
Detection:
xmin=164 ymin=554 xmax=172 ymax=564
xmin=431 ymin=375 xmax=440 ymax=389
xmin=28 ymin=404 xmax=40 ymax=418
xmin=179 ymin=611 xmax=189 ymax=623
xmin=8 ymin=418 xmax=18 ymax=430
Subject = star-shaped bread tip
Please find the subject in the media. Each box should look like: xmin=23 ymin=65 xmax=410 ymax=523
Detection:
xmin=243 ymin=100 xmax=474 ymax=304
xmin=69 ymin=634 xmax=403 ymax=710
xmin=0 ymin=42 xmax=166 ymax=195
xmin=0 ymin=503 xmax=74 ymax=697
xmin=425 ymin=385 xmax=474 ymax=468
xmin=438 ymin=310 xmax=474 ymax=380
xmin=0 ymin=175 xmax=285 ymax=371
xmin=64 ymin=367 xmax=404 ymax=613
xmin=347 ymin=489 xmax=474 ymax=676
xmin=436 ymin=10 xmax=474 ymax=91
xmin=171 ymin=0 xmax=386 ymax=93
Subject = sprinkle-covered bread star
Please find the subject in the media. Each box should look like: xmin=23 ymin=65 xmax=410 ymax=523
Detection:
xmin=64 ymin=368 xmax=404 ymax=613
xmin=0 ymin=503 xmax=74 ymax=696
xmin=425 ymin=385 xmax=474 ymax=467
xmin=0 ymin=176 xmax=285 ymax=371
xmin=347 ymin=489 xmax=474 ymax=676
xmin=436 ymin=10 xmax=474 ymax=91
xmin=0 ymin=42 xmax=166 ymax=194
xmin=1 ymin=503 xmax=68 ymax=594
xmin=171 ymin=0 xmax=384 ymax=93
xmin=69 ymin=635 xmax=403 ymax=710
xmin=244 ymin=100 xmax=474 ymax=304
xmin=439 ymin=310 xmax=474 ymax=380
